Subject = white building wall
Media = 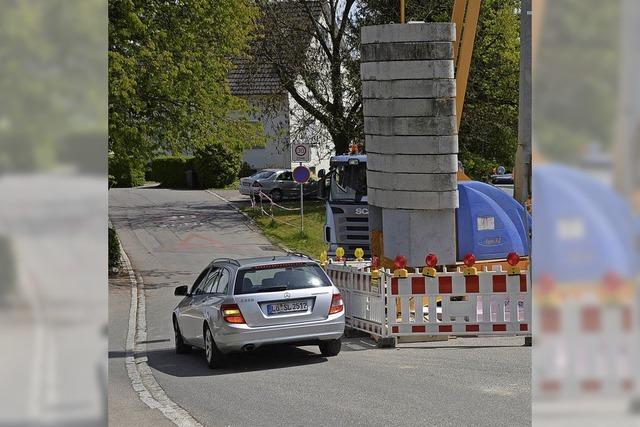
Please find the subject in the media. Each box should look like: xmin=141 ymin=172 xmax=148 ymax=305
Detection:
xmin=241 ymin=93 xmax=291 ymax=170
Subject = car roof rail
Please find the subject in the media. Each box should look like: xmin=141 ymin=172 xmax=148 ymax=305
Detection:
xmin=212 ymin=257 xmax=240 ymax=266
xmin=283 ymin=252 xmax=312 ymax=260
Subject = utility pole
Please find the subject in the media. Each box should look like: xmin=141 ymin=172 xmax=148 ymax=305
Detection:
xmin=400 ymin=0 xmax=405 ymax=24
xmin=514 ymin=0 xmax=532 ymax=206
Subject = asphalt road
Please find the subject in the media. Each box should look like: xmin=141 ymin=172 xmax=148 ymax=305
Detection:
xmin=109 ymin=185 xmax=531 ymax=427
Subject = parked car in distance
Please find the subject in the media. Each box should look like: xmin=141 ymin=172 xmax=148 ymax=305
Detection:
xmin=490 ymin=172 xmax=514 ymax=185
xmin=239 ymin=169 xmax=318 ymax=202
xmin=172 ymin=255 xmax=345 ymax=368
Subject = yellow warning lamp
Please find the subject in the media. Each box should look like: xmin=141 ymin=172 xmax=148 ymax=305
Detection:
xmin=422 ymin=253 xmax=438 ymax=278
xmin=354 ymin=247 xmax=364 ymax=261
xmin=335 ymin=246 xmax=345 ymax=261
xmin=319 ymin=250 xmax=328 ymax=268
xmin=393 ymin=255 xmax=408 ymax=278
xmin=462 ymin=252 xmax=477 ymax=276
xmin=506 ymin=252 xmax=520 ymax=275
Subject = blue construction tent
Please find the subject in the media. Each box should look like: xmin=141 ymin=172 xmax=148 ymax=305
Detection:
xmin=532 ymin=164 xmax=637 ymax=282
xmin=456 ymin=181 xmax=531 ymax=261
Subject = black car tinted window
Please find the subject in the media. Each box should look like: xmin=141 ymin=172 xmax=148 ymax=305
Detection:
xmin=190 ymin=267 xmax=210 ymax=294
xmin=200 ymin=268 xmax=219 ymax=294
xmin=215 ymin=269 xmax=231 ymax=294
xmin=234 ymin=263 xmax=330 ymax=295
xmin=278 ymin=172 xmax=293 ymax=181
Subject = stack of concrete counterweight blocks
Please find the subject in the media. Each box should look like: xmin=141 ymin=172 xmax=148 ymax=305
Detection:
xmin=361 ymin=23 xmax=459 ymax=266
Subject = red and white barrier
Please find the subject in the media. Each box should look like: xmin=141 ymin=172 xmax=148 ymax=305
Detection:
xmin=533 ymin=290 xmax=638 ymax=398
xmin=388 ymin=269 xmax=531 ymax=336
xmin=327 ymin=262 xmax=532 ymax=339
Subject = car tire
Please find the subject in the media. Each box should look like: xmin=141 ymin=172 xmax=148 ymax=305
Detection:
xmin=173 ymin=317 xmax=191 ymax=354
xmin=270 ymin=189 xmax=283 ymax=203
xmin=204 ymin=324 xmax=225 ymax=369
xmin=319 ymin=338 xmax=341 ymax=357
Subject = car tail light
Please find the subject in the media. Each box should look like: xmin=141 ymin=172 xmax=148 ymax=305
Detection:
xmin=251 ymin=181 xmax=262 ymax=187
xmin=328 ymin=293 xmax=343 ymax=315
xmin=221 ymin=304 xmax=246 ymax=324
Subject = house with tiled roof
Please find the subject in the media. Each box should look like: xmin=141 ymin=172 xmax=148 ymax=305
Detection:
xmin=227 ymin=1 xmax=331 ymax=174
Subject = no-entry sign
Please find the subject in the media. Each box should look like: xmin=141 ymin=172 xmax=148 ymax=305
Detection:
xmin=292 ymin=143 xmax=311 ymax=162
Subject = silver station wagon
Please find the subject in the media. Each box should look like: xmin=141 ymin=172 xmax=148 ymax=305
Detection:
xmin=173 ymin=255 xmax=345 ymax=368
xmin=239 ymin=169 xmax=318 ymax=202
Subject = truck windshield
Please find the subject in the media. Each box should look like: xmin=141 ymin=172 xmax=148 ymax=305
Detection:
xmin=330 ymin=162 xmax=367 ymax=202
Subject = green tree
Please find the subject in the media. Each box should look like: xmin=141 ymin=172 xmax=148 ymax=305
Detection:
xmin=357 ymin=0 xmax=521 ymax=180
xmin=108 ymin=0 xmax=264 ymax=166
xmin=254 ymin=0 xmax=362 ymax=155
xmin=0 ymin=0 xmax=106 ymax=172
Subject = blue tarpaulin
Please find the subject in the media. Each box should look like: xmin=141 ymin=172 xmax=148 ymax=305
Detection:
xmin=456 ymin=181 xmax=531 ymax=261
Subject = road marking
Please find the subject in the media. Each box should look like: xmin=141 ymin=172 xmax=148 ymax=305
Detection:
xmin=120 ymin=243 xmax=203 ymax=427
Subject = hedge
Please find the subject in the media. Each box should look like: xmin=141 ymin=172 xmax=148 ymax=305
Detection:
xmin=0 ymin=235 xmax=16 ymax=302
xmin=108 ymin=155 xmax=146 ymax=187
xmin=108 ymin=227 xmax=121 ymax=272
xmin=193 ymin=143 xmax=241 ymax=188
xmin=149 ymin=156 xmax=195 ymax=188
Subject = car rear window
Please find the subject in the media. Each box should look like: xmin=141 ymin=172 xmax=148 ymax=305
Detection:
xmin=234 ymin=263 xmax=331 ymax=295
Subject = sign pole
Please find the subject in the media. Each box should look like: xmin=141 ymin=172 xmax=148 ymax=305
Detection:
xmin=299 ymin=162 xmax=304 ymax=234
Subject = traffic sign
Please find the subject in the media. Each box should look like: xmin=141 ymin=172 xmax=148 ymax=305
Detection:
xmin=293 ymin=165 xmax=311 ymax=184
xmin=292 ymin=143 xmax=311 ymax=162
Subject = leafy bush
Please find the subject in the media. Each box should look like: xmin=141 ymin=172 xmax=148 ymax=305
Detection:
xmin=108 ymin=155 xmax=146 ymax=187
xmin=193 ymin=143 xmax=241 ymax=188
xmin=108 ymin=227 xmax=121 ymax=272
xmin=149 ymin=156 xmax=195 ymax=188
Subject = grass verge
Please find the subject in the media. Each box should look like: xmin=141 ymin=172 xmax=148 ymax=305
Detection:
xmin=241 ymin=199 xmax=327 ymax=258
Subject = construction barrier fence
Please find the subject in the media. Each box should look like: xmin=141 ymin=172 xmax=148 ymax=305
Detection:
xmin=327 ymin=262 xmax=532 ymax=340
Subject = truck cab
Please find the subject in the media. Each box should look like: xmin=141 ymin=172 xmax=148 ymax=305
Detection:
xmin=319 ymin=154 xmax=530 ymax=262
xmin=318 ymin=155 xmax=370 ymax=257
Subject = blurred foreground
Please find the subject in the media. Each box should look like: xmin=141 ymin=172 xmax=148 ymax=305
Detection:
xmin=0 ymin=1 xmax=106 ymax=425
xmin=532 ymin=0 xmax=640 ymax=424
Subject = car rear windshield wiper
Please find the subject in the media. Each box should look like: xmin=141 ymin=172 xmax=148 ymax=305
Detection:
xmin=254 ymin=286 xmax=288 ymax=293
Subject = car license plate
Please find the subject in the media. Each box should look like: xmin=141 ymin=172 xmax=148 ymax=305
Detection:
xmin=267 ymin=300 xmax=308 ymax=315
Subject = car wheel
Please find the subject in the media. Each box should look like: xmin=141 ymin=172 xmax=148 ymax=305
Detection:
xmin=319 ymin=338 xmax=341 ymax=357
xmin=204 ymin=324 xmax=225 ymax=369
xmin=270 ymin=189 xmax=283 ymax=203
xmin=173 ymin=317 xmax=191 ymax=354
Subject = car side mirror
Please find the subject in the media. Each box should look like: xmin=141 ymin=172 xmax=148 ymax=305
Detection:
xmin=174 ymin=285 xmax=189 ymax=296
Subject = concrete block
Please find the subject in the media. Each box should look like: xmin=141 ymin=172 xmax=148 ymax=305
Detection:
xmin=381 ymin=208 xmax=457 ymax=265
xmin=362 ymin=98 xmax=455 ymax=117
xmin=361 ymin=42 xmax=453 ymax=62
xmin=361 ymin=60 xmax=454 ymax=81
xmin=366 ymin=170 xmax=457 ymax=192
xmin=365 ymin=135 xmax=458 ymax=155
xmin=361 ymin=23 xmax=455 ymax=45
xmin=367 ymin=153 xmax=458 ymax=174
xmin=362 ymin=80 xmax=456 ymax=99
xmin=364 ymin=116 xmax=457 ymax=136
xmin=368 ymin=205 xmax=383 ymax=233
xmin=369 ymin=188 xmax=459 ymax=210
